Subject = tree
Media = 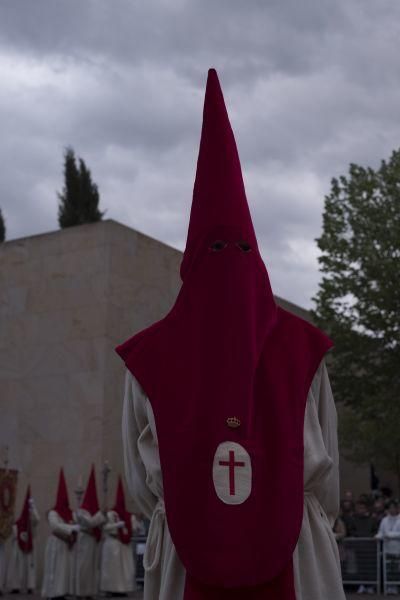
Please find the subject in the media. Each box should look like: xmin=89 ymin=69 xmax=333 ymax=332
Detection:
xmin=58 ymin=147 xmax=104 ymax=228
xmin=0 ymin=208 xmax=5 ymax=242
xmin=313 ymin=149 xmax=400 ymax=493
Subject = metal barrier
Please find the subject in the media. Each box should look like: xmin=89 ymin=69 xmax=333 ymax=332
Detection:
xmin=339 ymin=537 xmax=381 ymax=594
xmin=383 ymin=548 xmax=400 ymax=595
xmin=132 ymin=534 xmax=400 ymax=596
xmin=132 ymin=535 xmax=147 ymax=587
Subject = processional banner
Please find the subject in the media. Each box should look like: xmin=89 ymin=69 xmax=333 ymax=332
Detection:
xmin=0 ymin=468 xmax=18 ymax=542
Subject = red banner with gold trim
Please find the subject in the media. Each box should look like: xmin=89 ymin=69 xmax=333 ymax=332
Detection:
xmin=0 ymin=468 xmax=18 ymax=542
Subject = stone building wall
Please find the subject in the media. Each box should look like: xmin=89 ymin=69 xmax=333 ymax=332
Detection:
xmin=0 ymin=219 xmax=182 ymax=579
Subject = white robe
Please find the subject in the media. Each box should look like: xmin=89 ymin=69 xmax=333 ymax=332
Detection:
xmin=99 ymin=510 xmax=136 ymax=593
xmin=122 ymin=360 xmax=345 ymax=600
xmin=74 ymin=509 xmax=105 ymax=597
xmin=6 ymin=506 xmax=40 ymax=592
xmin=41 ymin=510 xmax=75 ymax=598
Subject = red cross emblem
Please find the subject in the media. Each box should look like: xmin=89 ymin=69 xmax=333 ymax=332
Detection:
xmin=218 ymin=450 xmax=245 ymax=496
xmin=213 ymin=441 xmax=252 ymax=505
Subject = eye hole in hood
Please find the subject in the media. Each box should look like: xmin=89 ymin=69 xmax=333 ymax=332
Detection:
xmin=209 ymin=240 xmax=228 ymax=252
xmin=236 ymin=241 xmax=252 ymax=253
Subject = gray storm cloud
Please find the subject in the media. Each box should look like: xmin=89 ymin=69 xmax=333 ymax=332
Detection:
xmin=1 ymin=0 xmax=400 ymax=307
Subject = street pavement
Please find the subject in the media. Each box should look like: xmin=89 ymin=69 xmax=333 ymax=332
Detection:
xmin=0 ymin=590 xmax=386 ymax=599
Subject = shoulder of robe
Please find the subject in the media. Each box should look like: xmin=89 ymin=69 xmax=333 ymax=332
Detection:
xmin=276 ymin=306 xmax=330 ymax=342
xmin=117 ymin=316 xmax=170 ymax=365
xmin=272 ymin=308 xmax=332 ymax=366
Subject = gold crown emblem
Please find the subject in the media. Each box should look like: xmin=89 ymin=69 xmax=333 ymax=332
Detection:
xmin=226 ymin=416 xmax=241 ymax=429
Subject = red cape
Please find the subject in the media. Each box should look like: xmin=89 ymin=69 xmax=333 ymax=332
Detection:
xmin=116 ymin=69 xmax=332 ymax=598
xmin=16 ymin=486 xmax=33 ymax=554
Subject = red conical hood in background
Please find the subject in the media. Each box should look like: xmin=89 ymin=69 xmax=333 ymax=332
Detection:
xmin=112 ymin=476 xmax=132 ymax=545
xmin=112 ymin=475 xmax=127 ymax=515
xmin=81 ymin=465 xmax=101 ymax=542
xmin=181 ymin=69 xmax=258 ymax=280
xmin=53 ymin=468 xmax=73 ymax=524
xmin=81 ymin=465 xmax=100 ymax=515
xmin=16 ymin=485 xmax=33 ymax=553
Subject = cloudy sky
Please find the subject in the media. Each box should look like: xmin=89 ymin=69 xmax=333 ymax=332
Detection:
xmin=1 ymin=0 xmax=399 ymax=308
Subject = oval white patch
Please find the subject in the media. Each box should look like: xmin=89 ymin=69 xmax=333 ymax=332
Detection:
xmin=212 ymin=441 xmax=252 ymax=505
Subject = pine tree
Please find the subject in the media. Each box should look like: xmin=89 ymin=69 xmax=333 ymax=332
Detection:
xmin=58 ymin=147 xmax=104 ymax=228
xmin=313 ymin=149 xmax=400 ymax=492
xmin=0 ymin=208 xmax=5 ymax=243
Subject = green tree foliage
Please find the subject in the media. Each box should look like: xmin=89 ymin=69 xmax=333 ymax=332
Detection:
xmin=0 ymin=208 xmax=5 ymax=242
xmin=313 ymin=149 xmax=400 ymax=492
xmin=58 ymin=147 xmax=104 ymax=228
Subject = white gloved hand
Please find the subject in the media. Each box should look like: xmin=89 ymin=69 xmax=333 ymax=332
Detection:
xmin=116 ymin=521 xmax=126 ymax=529
xmin=71 ymin=524 xmax=81 ymax=532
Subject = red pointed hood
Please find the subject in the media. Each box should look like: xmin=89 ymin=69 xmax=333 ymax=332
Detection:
xmin=112 ymin=476 xmax=127 ymax=516
xmin=80 ymin=465 xmax=100 ymax=515
xmin=53 ymin=468 xmax=73 ymax=524
xmin=181 ymin=68 xmax=259 ymax=280
xmin=112 ymin=476 xmax=132 ymax=544
xmin=115 ymin=68 xmax=332 ymax=596
xmin=16 ymin=485 xmax=33 ymax=553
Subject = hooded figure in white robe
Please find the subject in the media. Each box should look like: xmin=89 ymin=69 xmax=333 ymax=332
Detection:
xmin=118 ymin=69 xmax=346 ymax=600
xmin=376 ymin=502 xmax=400 ymax=595
xmin=74 ymin=465 xmax=105 ymax=598
xmin=42 ymin=468 xmax=79 ymax=599
xmin=100 ymin=476 xmax=137 ymax=594
xmin=6 ymin=486 xmax=40 ymax=592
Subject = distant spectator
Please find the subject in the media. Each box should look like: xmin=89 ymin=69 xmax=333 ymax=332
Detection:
xmin=376 ymin=501 xmax=400 ymax=595
xmin=351 ymin=501 xmax=378 ymax=595
xmin=352 ymin=500 xmax=378 ymax=537
xmin=341 ymin=497 xmax=355 ymax=538
xmin=341 ymin=498 xmax=354 ymax=514
xmin=343 ymin=489 xmax=354 ymax=502
xmin=359 ymin=493 xmax=376 ymax=513
xmin=371 ymin=498 xmax=386 ymax=524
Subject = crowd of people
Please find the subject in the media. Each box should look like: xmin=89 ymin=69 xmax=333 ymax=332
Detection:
xmin=0 ymin=467 xmax=146 ymax=599
xmin=334 ymin=489 xmax=400 ymax=595
xmin=2 ymin=475 xmax=400 ymax=598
